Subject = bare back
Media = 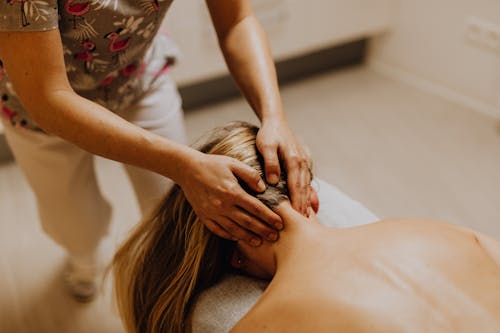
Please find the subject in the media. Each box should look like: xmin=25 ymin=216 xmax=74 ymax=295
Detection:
xmin=231 ymin=219 xmax=500 ymax=333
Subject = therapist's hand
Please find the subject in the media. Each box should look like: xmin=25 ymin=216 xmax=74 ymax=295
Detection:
xmin=256 ymin=119 xmax=311 ymax=216
xmin=179 ymin=152 xmax=283 ymax=246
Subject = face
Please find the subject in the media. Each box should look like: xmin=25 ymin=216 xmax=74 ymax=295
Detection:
xmin=230 ymin=187 xmax=320 ymax=280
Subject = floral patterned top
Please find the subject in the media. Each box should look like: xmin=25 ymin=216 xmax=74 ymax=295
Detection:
xmin=0 ymin=0 xmax=180 ymax=131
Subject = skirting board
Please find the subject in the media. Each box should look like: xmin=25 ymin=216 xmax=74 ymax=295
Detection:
xmin=179 ymin=39 xmax=367 ymax=110
xmin=369 ymin=60 xmax=500 ymax=119
xmin=0 ymin=39 xmax=367 ymax=162
xmin=0 ymin=129 xmax=11 ymax=161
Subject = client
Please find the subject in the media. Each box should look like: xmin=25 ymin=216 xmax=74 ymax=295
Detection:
xmin=112 ymin=122 xmax=500 ymax=333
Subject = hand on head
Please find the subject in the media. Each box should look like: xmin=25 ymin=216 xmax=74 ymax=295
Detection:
xmin=256 ymin=120 xmax=312 ymax=216
xmin=180 ymin=152 xmax=282 ymax=247
xmin=180 ymin=121 xmax=315 ymax=247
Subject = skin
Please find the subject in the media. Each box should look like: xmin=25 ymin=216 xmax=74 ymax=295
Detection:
xmin=207 ymin=0 xmax=311 ymax=216
xmin=230 ymin=200 xmax=500 ymax=332
xmin=0 ymin=0 xmax=311 ymax=246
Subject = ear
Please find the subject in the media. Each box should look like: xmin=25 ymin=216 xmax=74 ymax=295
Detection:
xmin=230 ymin=248 xmax=245 ymax=269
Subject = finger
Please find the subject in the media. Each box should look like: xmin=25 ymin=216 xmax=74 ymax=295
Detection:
xmin=258 ymin=143 xmax=281 ymax=185
xmin=307 ymin=206 xmax=316 ymax=219
xmin=216 ymin=215 xmax=263 ymax=247
xmin=297 ymin=168 xmax=307 ymax=215
xmin=230 ymin=209 xmax=279 ymax=242
xmin=237 ymin=192 xmax=283 ymax=230
xmin=310 ymin=185 xmax=320 ymax=213
xmin=203 ymin=219 xmax=234 ymax=240
xmin=285 ymin=152 xmax=310 ymax=215
xmin=301 ymin=176 xmax=311 ymax=217
xmin=286 ymin=160 xmax=302 ymax=213
xmin=300 ymin=167 xmax=311 ymax=216
xmin=230 ymin=159 xmax=266 ymax=193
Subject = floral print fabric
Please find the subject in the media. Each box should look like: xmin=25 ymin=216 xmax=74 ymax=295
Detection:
xmin=0 ymin=0 xmax=179 ymax=131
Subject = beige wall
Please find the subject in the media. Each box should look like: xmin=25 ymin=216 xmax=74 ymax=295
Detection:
xmin=165 ymin=0 xmax=396 ymax=85
xmin=370 ymin=0 xmax=500 ymax=117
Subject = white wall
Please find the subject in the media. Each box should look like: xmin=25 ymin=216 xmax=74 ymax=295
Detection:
xmin=370 ymin=0 xmax=500 ymax=117
xmin=164 ymin=0 xmax=396 ymax=85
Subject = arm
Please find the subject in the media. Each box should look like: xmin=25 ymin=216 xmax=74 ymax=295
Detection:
xmin=0 ymin=29 xmax=281 ymax=244
xmin=0 ymin=30 xmax=189 ymax=181
xmin=206 ymin=0 xmax=311 ymax=215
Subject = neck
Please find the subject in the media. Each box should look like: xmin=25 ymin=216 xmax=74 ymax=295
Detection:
xmin=268 ymin=203 xmax=329 ymax=276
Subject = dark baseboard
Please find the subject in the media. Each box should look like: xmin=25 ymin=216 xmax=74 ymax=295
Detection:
xmin=0 ymin=132 xmax=12 ymax=162
xmin=179 ymin=38 xmax=367 ymax=110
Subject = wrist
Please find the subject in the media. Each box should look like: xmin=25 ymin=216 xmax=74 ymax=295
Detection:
xmin=260 ymin=111 xmax=286 ymax=126
xmin=262 ymin=116 xmax=288 ymax=131
xmin=172 ymin=147 xmax=204 ymax=186
xmin=254 ymin=98 xmax=285 ymax=123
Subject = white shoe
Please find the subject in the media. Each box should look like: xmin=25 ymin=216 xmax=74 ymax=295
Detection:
xmin=63 ymin=239 xmax=113 ymax=303
xmin=64 ymin=259 xmax=101 ymax=303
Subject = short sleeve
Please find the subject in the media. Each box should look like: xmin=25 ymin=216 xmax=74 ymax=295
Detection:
xmin=0 ymin=0 xmax=58 ymax=32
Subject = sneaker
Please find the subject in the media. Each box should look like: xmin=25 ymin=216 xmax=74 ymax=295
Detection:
xmin=63 ymin=238 xmax=113 ymax=303
xmin=64 ymin=258 xmax=101 ymax=303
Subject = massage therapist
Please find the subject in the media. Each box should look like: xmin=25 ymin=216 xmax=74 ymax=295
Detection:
xmin=0 ymin=0 xmax=310 ymax=301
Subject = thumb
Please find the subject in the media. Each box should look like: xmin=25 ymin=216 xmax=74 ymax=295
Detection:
xmin=262 ymin=147 xmax=281 ymax=185
xmin=230 ymin=159 xmax=266 ymax=193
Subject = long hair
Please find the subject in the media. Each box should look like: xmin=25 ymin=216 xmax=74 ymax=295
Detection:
xmin=112 ymin=122 xmax=290 ymax=333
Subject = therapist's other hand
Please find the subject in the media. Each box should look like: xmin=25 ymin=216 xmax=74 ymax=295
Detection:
xmin=256 ymin=119 xmax=311 ymax=216
xmin=179 ymin=152 xmax=283 ymax=246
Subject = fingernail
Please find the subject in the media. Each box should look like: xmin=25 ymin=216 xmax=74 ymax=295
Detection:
xmin=275 ymin=222 xmax=284 ymax=230
xmin=268 ymin=173 xmax=279 ymax=184
xmin=267 ymin=232 xmax=278 ymax=241
xmin=250 ymin=238 xmax=262 ymax=246
xmin=232 ymin=237 xmax=239 ymax=241
xmin=257 ymin=179 xmax=266 ymax=192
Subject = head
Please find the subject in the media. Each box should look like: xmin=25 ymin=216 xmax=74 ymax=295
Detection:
xmin=112 ymin=121 xmax=316 ymax=333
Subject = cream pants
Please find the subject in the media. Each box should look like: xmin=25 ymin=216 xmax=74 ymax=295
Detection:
xmin=3 ymin=75 xmax=186 ymax=264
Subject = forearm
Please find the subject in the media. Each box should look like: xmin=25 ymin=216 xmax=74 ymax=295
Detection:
xmin=218 ymin=16 xmax=284 ymax=123
xmin=206 ymin=1 xmax=310 ymax=209
xmin=0 ymin=29 xmax=197 ymax=184
xmin=32 ymin=90 xmax=195 ymax=183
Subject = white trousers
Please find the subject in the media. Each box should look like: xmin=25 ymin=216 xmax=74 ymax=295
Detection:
xmin=3 ymin=75 xmax=186 ymax=263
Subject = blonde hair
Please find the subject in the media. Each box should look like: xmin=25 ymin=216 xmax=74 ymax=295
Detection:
xmin=113 ymin=122 xmax=290 ymax=333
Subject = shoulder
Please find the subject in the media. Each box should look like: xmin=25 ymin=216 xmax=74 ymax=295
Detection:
xmin=230 ymin=293 xmax=365 ymax=333
xmin=229 ymin=288 xmax=310 ymax=333
xmin=466 ymin=229 xmax=500 ymax=266
xmin=229 ymin=297 xmax=284 ymax=333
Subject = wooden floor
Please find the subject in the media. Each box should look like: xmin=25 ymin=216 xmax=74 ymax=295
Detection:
xmin=1 ymin=66 xmax=499 ymax=332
